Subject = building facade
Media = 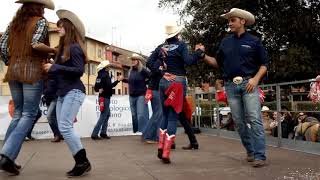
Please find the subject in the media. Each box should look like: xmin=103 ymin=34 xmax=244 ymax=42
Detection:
xmin=0 ymin=23 xmax=146 ymax=96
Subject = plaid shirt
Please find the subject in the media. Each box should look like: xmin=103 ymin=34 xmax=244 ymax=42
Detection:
xmin=0 ymin=18 xmax=48 ymax=65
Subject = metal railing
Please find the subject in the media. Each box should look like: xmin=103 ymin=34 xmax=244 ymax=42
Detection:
xmin=192 ymin=78 xmax=320 ymax=155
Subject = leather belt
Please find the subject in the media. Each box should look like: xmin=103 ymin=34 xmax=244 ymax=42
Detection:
xmin=225 ymin=76 xmax=252 ymax=85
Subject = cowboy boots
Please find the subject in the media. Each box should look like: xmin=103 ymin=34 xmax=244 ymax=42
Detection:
xmin=182 ymin=134 xmax=199 ymax=150
xmin=0 ymin=155 xmax=20 ymax=175
xmin=162 ymin=133 xmax=176 ymax=164
xmin=51 ymin=135 xmax=63 ymax=143
xmin=157 ymin=129 xmax=167 ymax=159
xmin=182 ymin=143 xmax=199 ymax=150
xmin=179 ymin=112 xmax=199 ymax=150
xmin=171 ymin=143 xmax=176 ymax=149
xmin=66 ymin=149 xmax=91 ymax=177
xmin=100 ymin=134 xmax=111 ymax=139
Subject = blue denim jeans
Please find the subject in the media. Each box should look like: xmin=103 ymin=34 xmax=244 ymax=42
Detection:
xmin=225 ymin=80 xmax=266 ymax=160
xmin=1 ymin=80 xmax=43 ymax=161
xmin=92 ymin=97 xmax=111 ymax=137
xmin=129 ymin=95 xmax=149 ymax=133
xmin=159 ymin=77 xmax=187 ymax=136
xmin=143 ymin=90 xmax=162 ymax=141
xmin=56 ymin=89 xmax=85 ymax=155
xmin=47 ymin=99 xmax=61 ymax=137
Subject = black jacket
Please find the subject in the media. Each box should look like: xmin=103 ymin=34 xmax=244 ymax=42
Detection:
xmin=94 ymin=69 xmax=119 ymax=98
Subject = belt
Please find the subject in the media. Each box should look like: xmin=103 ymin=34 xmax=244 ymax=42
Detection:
xmin=224 ymin=75 xmax=252 ymax=85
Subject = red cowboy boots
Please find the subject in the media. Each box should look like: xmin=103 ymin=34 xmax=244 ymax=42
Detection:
xmin=157 ymin=129 xmax=167 ymax=159
xmin=162 ymin=133 xmax=176 ymax=164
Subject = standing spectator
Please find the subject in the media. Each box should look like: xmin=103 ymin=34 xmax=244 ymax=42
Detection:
xmin=270 ymin=111 xmax=289 ymax=138
xmin=43 ymin=9 xmax=91 ymax=177
xmin=0 ymin=0 xmax=55 ymax=175
xmin=261 ymin=107 xmax=272 ymax=135
xmin=123 ymin=54 xmax=150 ymax=136
xmin=91 ymin=60 xmax=123 ymax=140
xmin=203 ymin=8 xmax=269 ymax=167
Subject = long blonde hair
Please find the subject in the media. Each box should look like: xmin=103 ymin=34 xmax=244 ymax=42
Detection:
xmin=128 ymin=59 xmax=143 ymax=77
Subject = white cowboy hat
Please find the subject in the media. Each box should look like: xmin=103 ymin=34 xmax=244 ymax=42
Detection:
xmin=165 ymin=23 xmax=182 ymax=39
xmin=97 ymin=60 xmax=110 ymax=72
xmin=15 ymin=0 xmax=55 ymax=10
xmin=128 ymin=53 xmax=144 ymax=61
xmin=221 ymin=8 xmax=255 ymax=26
xmin=261 ymin=106 xmax=269 ymax=112
xmin=56 ymin=9 xmax=85 ymax=39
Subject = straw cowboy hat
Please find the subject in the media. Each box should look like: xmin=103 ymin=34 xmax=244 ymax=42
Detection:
xmin=221 ymin=8 xmax=255 ymax=26
xmin=165 ymin=22 xmax=182 ymax=39
xmin=15 ymin=0 xmax=55 ymax=10
xmin=97 ymin=60 xmax=111 ymax=72
xmin=56 ymin=9 xmax=86 ymax=39
xmin=128 ymin=53 xmax=144 ymax=61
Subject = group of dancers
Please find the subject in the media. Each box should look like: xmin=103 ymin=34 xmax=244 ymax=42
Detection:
xmin=0 ymin=0 xmax=268 ymax=177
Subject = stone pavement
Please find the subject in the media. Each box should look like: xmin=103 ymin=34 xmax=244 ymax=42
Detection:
xmin=0 ymin=134 xmax=320 ymax=180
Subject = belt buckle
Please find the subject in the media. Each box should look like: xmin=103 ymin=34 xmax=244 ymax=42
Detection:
xmin=233 ymin=76 xmax=243 ymax=85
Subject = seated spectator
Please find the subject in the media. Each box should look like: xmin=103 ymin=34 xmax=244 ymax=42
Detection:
xmin=295 ymin=117 xmax=320 ymax=142
xmin=262 ymin=109 xmax=272 ymax=135
xmin=270 ymin=112 xmax=289 ymax=138
xmin=221 ymin=112 xmax=235 ymax=131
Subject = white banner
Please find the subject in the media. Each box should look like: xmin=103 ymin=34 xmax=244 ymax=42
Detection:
xmin=0 ymin=95 xmax=140 ymax=140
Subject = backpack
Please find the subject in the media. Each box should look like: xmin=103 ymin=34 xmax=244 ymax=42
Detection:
xmin=308 ymin=75 xmax=320 ymax=103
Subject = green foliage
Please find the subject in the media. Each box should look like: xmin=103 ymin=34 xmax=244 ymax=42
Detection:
xmin=158 ymin=0 xmax=320 ymax=84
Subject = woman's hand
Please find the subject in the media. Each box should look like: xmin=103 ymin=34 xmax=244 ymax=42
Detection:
xmin=43 ymin=63 xmax=53 ymax=72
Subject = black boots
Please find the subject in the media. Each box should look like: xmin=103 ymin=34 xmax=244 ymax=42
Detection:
xmin=100 ymin=134 xmax=111 ymax=139
xmin=179 ymin=112 xmax=199 ymax=150
xmin=0 ymin=155 xmax=20 ymax=175
xmin=66 ymin=149 xmax=91 ymax=177
xmin=182 ymin=143 xmax=199 ymax=150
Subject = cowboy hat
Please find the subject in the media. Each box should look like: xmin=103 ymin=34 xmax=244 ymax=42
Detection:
xmin=221 ymin=8 xmax=255 ymax=26
xmin=261 ymin=106 xmax=269 ymax=112
xmin=128 ymin=53 xmax=144 ymax=61
xmin=165 ymin=22 xmax=182 ymax=39
xmin=56 ymin=9 xmax=85 ymax=39
xmin=97 ymin=60 xmax=110 ymax=72
xmin=15 ymin=0 xmax=55 ymax=10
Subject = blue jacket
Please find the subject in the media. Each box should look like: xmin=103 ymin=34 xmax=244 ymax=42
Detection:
xmin=148 ymin=38 xmax=204 ymax=76
xmin=123 ymin=68 xmax=150 ymax=96
xmin=48 ymin=43 xmax=86 ymax=97
xmin=217 ymin=32 xmax=269 ymax=79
